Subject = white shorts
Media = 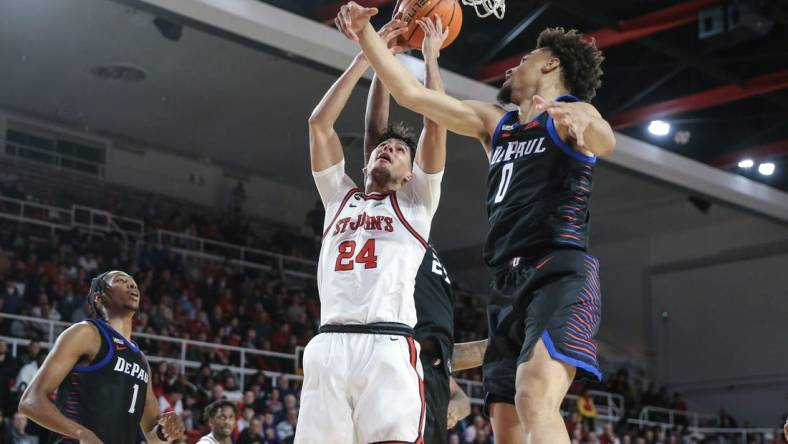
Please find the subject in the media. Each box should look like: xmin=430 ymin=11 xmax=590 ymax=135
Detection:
xmin=294 ymin=332 xmax=426 ymax=444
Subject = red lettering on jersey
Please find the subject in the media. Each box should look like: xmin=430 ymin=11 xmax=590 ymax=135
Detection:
xmin=331 ymin=213 xmax=395 ymax=237
xmin=334 ymin=239 xmax=378 ymax=271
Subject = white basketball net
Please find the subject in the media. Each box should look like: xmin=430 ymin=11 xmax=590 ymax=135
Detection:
xmin=461 ymin=0 xmax=506 ymax=19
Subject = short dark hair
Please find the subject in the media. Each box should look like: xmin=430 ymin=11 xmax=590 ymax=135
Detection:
xmin=374 ymin=123 xmax=417 ymax=161
xmin=536 ymin=27 xmax=604 ymax=102
xmin=203 ymin=399 xmax=237 ymax=421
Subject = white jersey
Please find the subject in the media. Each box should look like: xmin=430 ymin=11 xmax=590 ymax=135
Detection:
xmin=196 ymin=434 xmax=221 ymax=444
xmin=313 ymin=160 xmax=443 ymax=327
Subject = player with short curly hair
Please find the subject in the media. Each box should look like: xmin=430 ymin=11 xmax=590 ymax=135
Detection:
xmin=337 ymin=4 xmax=616 ymax=443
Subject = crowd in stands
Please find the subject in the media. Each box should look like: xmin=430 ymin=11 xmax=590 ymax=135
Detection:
xmin=0 ymin=178 xmax=786 ymax=444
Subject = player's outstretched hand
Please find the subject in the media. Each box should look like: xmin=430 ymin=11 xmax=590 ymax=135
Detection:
xmin=417 ymin=16 xmax=450 ymax=59
xmin=157 ymin=411 xmax=185 ymax=441
xmin=335 ymin=1 xmax=379 ymax=42
xmin=533 ymin=95 xmax=592 ymax=148
xmin=379 ymin=19 xmax=408 ymax=55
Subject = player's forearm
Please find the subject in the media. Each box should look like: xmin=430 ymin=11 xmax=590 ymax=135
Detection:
xmin=19 ymin=392 xmax=95 ymax=441
xmin=583 ymin=117 xmax=616 ymax=156
xmin=308 ymin=54 xmax=370 ymax=129
xmin=358 ymin=24 xmax=486 ymax=139
xmin=363 ymin=74 xmax=391 ymax=163
xmin=416 ymin=53 xmax=447 ymax=173
xmin=358 ymin=24 xmax=425 ymax=110
xmin=451 ymin=339 xmax=488 ymax=372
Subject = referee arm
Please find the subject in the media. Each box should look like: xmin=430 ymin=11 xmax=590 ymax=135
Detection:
xmin=451 ymin=339 xmax=488 ymax=372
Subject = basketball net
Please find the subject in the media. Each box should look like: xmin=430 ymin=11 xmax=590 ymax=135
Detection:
xmin=461 ymin=0 xmax=506 ymax=19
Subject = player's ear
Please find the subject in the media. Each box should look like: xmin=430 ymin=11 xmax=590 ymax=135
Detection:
xmin=542 ymin=56 xmax=560 ymax=74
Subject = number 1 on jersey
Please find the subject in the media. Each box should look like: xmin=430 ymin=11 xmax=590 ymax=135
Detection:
xmin=128 ymin=384 xmax=139 ymax=414
xmin=494 ymin=163 xmax=514 ymax=203
xmin=335 ymin=239 xmax=378 ymax=271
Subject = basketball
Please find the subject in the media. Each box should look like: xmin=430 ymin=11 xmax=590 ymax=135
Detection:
xmin=395 ymin=0 xmax=463 ymax=49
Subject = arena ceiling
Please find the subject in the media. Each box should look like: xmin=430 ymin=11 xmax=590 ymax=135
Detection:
xmin=0 ymin=0 xmax=786 ymax=273
xmin=275 ymin=0 xmax=788 ymax=192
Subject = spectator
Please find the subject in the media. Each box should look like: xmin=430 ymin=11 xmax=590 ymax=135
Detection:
xmin=599 ymin=423 xmax=620 ymax=444
xmin=0 ymin=340 xmax=19 ymax=414
xmin=14 ymin=352 xmax=44 ymax=392
xmin=237 ymin=406 xmax=255 ymax=433
xmin=237 ymin=415 xmax=265 ymax=444
xmin=6 ymin=413 xmax=39 ymax=444
xmin=275 ymin=407 xmax=297 ymax=441
xmin=18 ymin=342 xmax=40 ymax=367
xmin=577 ymin=389 xmax=597 ymax=431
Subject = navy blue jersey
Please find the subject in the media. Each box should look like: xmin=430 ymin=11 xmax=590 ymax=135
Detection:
xmin=414 ymin=245 xmax=454 ymax=368
xmin=50 ymin=319 xmax=149 ymax=444
xmin=483 ymin=95 xmax=596 ymax=267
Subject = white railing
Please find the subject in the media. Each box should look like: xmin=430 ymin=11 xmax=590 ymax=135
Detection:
xmin=4 ymin=140 xmax=105 ymax=178
xmin=626 ymin=419 xmax=778 ymax=443
xmin=0 ymin=313 xmax=299 ymax=390
xmin=0 ymin=195 xmax=144 ymax=239
xmin=150 ymin=229 xmax=317 ymax=280
xmin=1 ymin=313 xmax=627 ymax=423
xmin=638 ymin=405 xmax=717 ymax=429
xmin=565 ymin=391 xmax=624 ymax=422
xmin=73 ymin=205 xmax=145 ymax=239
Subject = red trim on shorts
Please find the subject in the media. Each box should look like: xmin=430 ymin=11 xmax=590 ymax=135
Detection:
xmin=407 ymin=337 xmax=426 ymax=444
xmin=322 ymin=188 xmax=359 ymax=239
xmin=390 ymin=193 xmax=429 ymax=249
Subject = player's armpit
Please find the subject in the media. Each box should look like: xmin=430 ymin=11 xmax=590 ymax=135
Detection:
xmin=19 ymin=322 xmax=102 ymax=441
xmin=451 ymin=339 xmax=488 ymax=372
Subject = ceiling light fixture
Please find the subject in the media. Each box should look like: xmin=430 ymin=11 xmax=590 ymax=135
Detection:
xmin=648 ymin=120 xmax=670 ymax=136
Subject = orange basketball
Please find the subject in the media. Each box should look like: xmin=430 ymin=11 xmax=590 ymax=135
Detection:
xmin=395 ymin=0 xmax=463 ymax=50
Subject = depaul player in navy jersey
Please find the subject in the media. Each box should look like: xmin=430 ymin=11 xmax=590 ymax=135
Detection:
xmin=337 ymin=4 xmax=615 ymax=443
xmin=20 ymin=271 xmax=184 ymax=444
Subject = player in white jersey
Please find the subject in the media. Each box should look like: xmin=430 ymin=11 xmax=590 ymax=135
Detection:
xmin=295 ymin=19 xmax=446 ymax=444
xmin=196 ymin=400 xmax=236 ymax=444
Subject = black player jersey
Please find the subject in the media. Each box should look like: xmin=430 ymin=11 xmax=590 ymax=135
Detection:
xmin=414 ymin=245 xmax=454 ymax=370
xmin=483 ymin=95 xmax=596 ymax=267
xmin=50 ymin=319 xmax=149 ymax=444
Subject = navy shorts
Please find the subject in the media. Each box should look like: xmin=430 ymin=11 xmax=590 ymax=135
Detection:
xmin=483 ymin=249 xmax=602 ymax=409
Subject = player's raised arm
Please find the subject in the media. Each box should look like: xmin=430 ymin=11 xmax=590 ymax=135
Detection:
xmin=414 ymin=16 xmax=448 ymax=174
xmin=311 ymin=20 xmax=407 ymax=173
xmin=336 ymin=2 xmax=502 ymax=149
xmin=308 ymin=53 xmax=372 ymax=173
xmin=362 ymin=21 xmax=409 ymax=163
xmin=363 ymin=73 xmax=391 ymax=164
xmin=19 ymin=324 xmax=105 ymax=444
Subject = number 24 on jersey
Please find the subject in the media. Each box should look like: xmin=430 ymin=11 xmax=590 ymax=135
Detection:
xmin=335 ymin=239 xmax=378 ymax=271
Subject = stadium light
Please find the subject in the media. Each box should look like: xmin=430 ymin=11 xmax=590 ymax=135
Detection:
xmin=648 ymin=120 xmax=670 ymax=136
xmin=758 ymin=162 xmax=775 ymax=176
xmin=737 ymin=159 xmax=754 ymax=169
